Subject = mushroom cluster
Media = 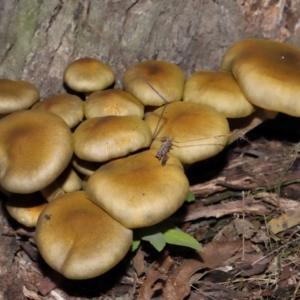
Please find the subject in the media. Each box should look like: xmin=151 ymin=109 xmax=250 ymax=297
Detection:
xmin=2 ymin=38 xmax=300 ymax=280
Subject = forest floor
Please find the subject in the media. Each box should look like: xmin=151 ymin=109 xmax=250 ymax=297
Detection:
xmin=2 ymin=113 xmax=300 ymax=300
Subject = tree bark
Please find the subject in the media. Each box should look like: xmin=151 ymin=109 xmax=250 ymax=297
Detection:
xmin=1 ymin=0 xmax=299 ymax=98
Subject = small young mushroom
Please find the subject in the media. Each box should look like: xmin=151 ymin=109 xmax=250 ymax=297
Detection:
xmin=31 ymin=94 xmax=84 ymax=128
xmin=40 ymin=165 xmax=83 ymax=202
xmin=183 ymin=70 xmax=255 ymax=118
xmin=122 ymin=60 xmax=185 ymax=106
xmin=63 ymin=57 xmax=114 ymax=94
xmin=0 ymin=79 xmax=40 ymax=115
xmin=36 ymin=191 xmax=133 ymax=280
xmin=85 ymin=149 xmax=190 ymax=229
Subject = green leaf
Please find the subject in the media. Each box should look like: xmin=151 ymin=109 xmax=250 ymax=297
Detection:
xmin=132 ymin=221 xmax=203 ymax=252
xmin=163 ymin=228 xmax=203 ymax=251
xmin=131 ymin=239 xmax=141 ymax=252
xmin=142 ymin=231 xmax=166 ymax=252
xmin=186 ymin=190 xmax=196 ymax=202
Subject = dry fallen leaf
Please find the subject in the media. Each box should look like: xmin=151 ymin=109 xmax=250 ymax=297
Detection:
xmin=268 ymin=209 xmax=300 ymax=234
xmin=195 ymin=240 xmax=243 ymax=269
xmin=165 ymin=259 xmax=207 ymax=300
xmin=233 ymin=218 xmax=255 ymax=239
xmin=173 ymin=197 xmax=271 ymax=222
xmin=137 ymin=255 xmax=174 ymax=300
xmin=133 ymin=248 xmax=145 ymax=277
xmin=237 ymin=253 xmax=270 ymax=276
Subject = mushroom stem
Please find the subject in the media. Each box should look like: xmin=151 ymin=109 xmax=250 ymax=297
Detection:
xmin=227 ymin=107 xmax=278 ymax=145
xmin=40 ymin=181 xmax=65 ymax=203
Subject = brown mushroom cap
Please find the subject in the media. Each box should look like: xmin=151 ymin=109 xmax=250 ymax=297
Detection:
xmin=221 ymin=38 xmax=300 ymax=117
xmin=56 ymin=165 xmax=83 ymax=193
xmin=6 ymin=193 xmax=48 ymax=227
xmin=35 ymin=191 xmax=133 ymax=280
xmin=122 ymin=60 xmax=185 ymax=106
xmin=64 ymin=57 xmax=114 ymax=93
xmin=85 ymin=89 xmax=144 ymax=119
xmin=31 ymin=94 xmax=84 ymax=128
xmin=145 ymin=102 xmax=230 ymax=164
xmin=85 ymin=149 xmax=189 ymax=228
xmin=183 ymin=70 xmax=255 ymax=118
xmin=73 ymin=115 xmax=152 ymax=162
xmin=0 ymin=79 xmax=40 ymax=114
xmin=0 ymin=110 xmax=73 ymax=193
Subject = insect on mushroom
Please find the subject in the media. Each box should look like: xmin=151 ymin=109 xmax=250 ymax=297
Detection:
xmin=155 ymin=136 xmax=173 ymax=166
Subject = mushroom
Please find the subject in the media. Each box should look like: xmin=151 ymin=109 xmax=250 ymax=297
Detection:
xmin=122 ymin=60 xmax=185 ymax=106
xmin=183 ymin=70 xmax=255 ymax=118
xmin=85 ymin=89 xmax=144 ymax=119
xmin=40 ymin=165 xmax=83 ymax=202
xmin=35 ymin=191 xmax=133 ymax=279
xmin=39 ymin=181 xmax=65 ymax=203
xmin=145 ymin=102 xmax=230 ymax=165
xmin=221 ymin=38 xmax=300 ymax=117
xmin=85 ymin=149 xmax=190 ymax=229
xmin=31 ymin=93 xmax=84 ymax=128
xmin=63 ymin=57 xmax=114 ymax=94
xmin=0 ymin=110 xmax=73 ymax=194
xmin=73 ymin=115 xmax=152 ymax=163
xmin=56 ymin=164 xmax=83 ymax=193
xmin=182 ymin=69 xmax=276 ymax=144
xmin=227 ymin=107 xmax=278 ymax=144
xmin=6 ymin=193 xmax=48 ymax=227
xmin=0 ymin=79 xmax=39 ymax=115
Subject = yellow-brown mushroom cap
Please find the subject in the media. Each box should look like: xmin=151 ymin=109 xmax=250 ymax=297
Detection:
xmin=6 ymin=193 xmax=48 ymax=227
xmin=85 ymin=89 xmax=144 ymax=119
xmin=64 ymin=57 xmax=115 ymax=93
xmin=73 ymin=115 xmax=152 ymax=162
xmin=145 ymin=102 xmax=230 ymax=164
xmin=85 ymin=149 xmax=189 ymax=229
xmin=0 ymin=79 xmax=40 ymax=114
xmin=183 ymin=70 xmax=255 ymax=118
xmin=35 ymin=191 xmax=133 ymax=280
xmin=56 ymin=165 xmax=83 ymax=193
xmin=31 ymin=94 xmax=84 ymax=128
xmin=122 ymin=60 xmax=185 ymax=106
xmin=221 ymin=38 xmax=300 ymax=117
xmin=0 ymin=110 xmax=73 ymax=193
